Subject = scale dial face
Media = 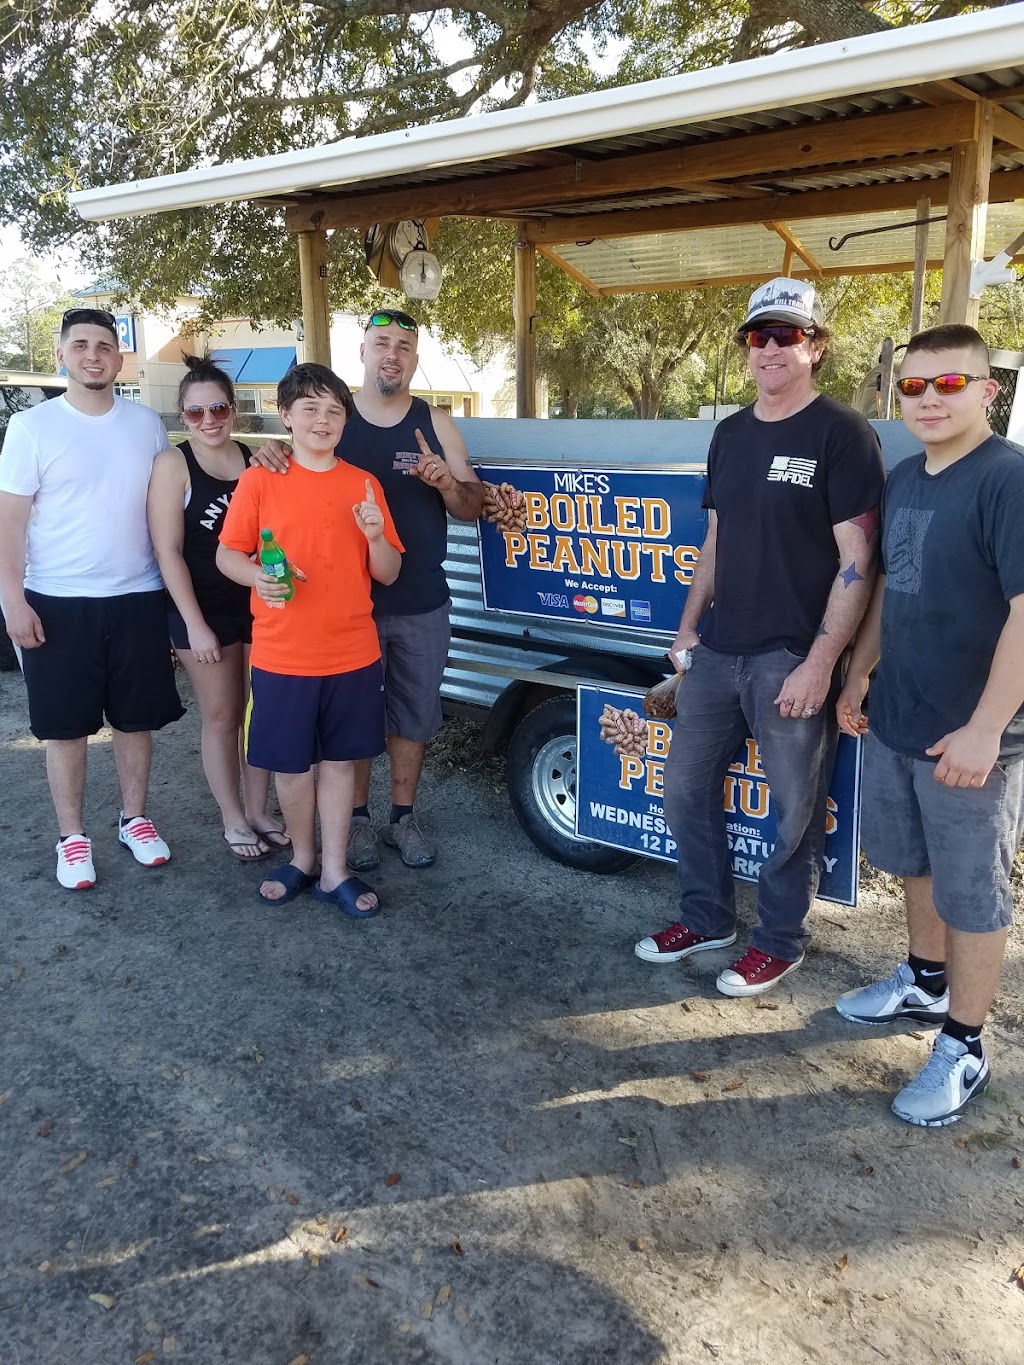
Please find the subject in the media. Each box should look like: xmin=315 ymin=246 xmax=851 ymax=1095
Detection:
xmin=400 ymin=248 xmax=442 ymax=301
xmin=388 ymin=219 xmax=427 ymax=265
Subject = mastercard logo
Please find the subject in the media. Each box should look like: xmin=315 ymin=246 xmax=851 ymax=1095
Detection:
xmin=572 ymin=594 xmax=599 ymax=614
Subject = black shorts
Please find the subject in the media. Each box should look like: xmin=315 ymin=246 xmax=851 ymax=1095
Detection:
xmin=22 ymin=589 xmax=185 ymax=740
xmin=245 ymin=660 xmax=385 ymax=773
xmin=167 ymin=605 xmax=252 ymax=651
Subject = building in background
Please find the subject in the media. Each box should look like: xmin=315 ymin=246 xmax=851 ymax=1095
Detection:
xmin=67 ymin=283 xmax=518 ymax=429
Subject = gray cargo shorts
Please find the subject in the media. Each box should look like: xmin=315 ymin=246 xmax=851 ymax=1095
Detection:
xmin=374 ymin=602 xmax=451 ymax=743
xmin=860 ymin=731 xmax=1024 ymax=932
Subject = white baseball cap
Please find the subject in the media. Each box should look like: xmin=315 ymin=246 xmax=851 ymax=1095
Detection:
xmin=742 ymin=278 xmax=825 ymax=331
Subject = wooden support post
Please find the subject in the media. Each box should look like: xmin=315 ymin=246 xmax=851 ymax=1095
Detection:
xmin=297 ymin=229 xmax=331 ymax=366
xmin=910 ymin=195 xmax=930 ymax=335
xmin=939 ymin=103 xmax=993 ymax=326
xmin=514 ymin=230 xmax=537 ymax=418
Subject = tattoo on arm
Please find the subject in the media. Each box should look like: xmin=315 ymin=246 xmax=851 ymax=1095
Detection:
xmin=850 ymin=507 xmax=880 ymax=541
xmin=816 ymin=625 xmax=829 ymax=638
xmin=840 ymin=563 xmax=865 ymax=588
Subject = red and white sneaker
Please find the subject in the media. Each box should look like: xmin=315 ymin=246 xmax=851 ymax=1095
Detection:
xmin=118 ymin=814 xmax=170 ymax=867
xmin=55 ymin=835 xmax=96 ymax=890
xmin=635 ymin=921 xmax=737 ymax=964
xmin=717 ymin=946 xmax=804 ymax=997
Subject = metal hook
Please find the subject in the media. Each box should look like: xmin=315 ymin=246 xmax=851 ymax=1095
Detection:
xmin=828 ymin=215 xmax=947 ymax=252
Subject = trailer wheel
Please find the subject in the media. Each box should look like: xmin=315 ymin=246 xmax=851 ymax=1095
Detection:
xmin=506 ymin=694 xmax=638 ymax=874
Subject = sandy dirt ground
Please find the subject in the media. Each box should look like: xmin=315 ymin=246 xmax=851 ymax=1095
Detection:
xmin=1 ymin=666 xmax=1022 ymax=1365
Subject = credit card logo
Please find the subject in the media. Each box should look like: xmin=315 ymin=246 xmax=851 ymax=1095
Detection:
xmin=629 ymin=600 xmax=652 ymax=622
xmin=600 ymin=598 xmax=626 ymax=617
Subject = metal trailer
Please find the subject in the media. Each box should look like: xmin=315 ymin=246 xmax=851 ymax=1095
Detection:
xmin=440 ymin=414 xmax=931 ymax=874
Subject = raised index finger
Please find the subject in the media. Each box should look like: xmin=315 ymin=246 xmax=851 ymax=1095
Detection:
xmin=364 ymin=479 xmax=376 ymax=503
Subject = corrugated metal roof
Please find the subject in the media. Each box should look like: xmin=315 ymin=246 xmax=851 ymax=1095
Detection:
xmin=68 ymin=7 xmax=1024 ymax=293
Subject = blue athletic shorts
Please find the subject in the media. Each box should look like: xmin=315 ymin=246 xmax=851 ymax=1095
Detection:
xmin=245 ymin=660 xmax=385 ymax=773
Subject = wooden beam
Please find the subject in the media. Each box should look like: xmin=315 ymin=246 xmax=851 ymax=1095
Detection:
xmin=766 ymin=221 xmax=823 ymax=276
xmin=782 ymin=244 xmax=794 ymax=275
xmin=992 ymin=104 xmax=1024 ymax=151
xmin=537 ymin=245 xmax=602 ymax=297
xmin=940 ymin=102 xmax=994 ymax=326
xmin=911 ymin=79 xmax=985 ymax=106
xmin=284 ymin=104 xmax=981 ymax=232
xmin=591 ymin=258 xmax=948 ymax=294
xmin=514 ymin=231 xmax=538 ymax=418
xmin=297 ymin=229 xmax=331 ymax=366
xmin=910 ymin=195 xmax=930 ymax=334
xmin=521 ymin=168 xmax=1024 ymax=246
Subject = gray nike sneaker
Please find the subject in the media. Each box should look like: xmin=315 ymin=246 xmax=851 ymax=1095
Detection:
xmin=891 ymin=1033 xmax=990 ymax=1127
xmin=835 ymin=962 xmax=948 ymax=1026
xmin=347 ymin=816 xmax=380 ymax=871
xmin=382 ymin=813 xmax=436 ymax=867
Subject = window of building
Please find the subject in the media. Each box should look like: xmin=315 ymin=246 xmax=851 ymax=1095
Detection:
xmin=114 ymin=383 xmax=142 ymax=403
xmin=258 ymin=390 xmax=279 ymax=414
xmin=235 ymin=388 xmax=257 ymax=415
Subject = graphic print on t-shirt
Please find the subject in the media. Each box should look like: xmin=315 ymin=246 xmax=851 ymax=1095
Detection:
xmin=200 ymin=492 xmax=231 ymax=532
xmin=766 ymin=456 xmax=817 ymax=487
xmin=885 ymin=506 xmax=934 ymax=595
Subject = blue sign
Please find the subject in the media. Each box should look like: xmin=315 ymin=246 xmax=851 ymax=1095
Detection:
xmin=115 ymin=315 xmax=136 ymax=353
xmin=476 ymin=464 xmax=707 ymax=634
xmin=575 ymin=684 xmax=863 ymax=907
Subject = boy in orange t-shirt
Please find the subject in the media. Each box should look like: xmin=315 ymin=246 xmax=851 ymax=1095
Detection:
xmin=217 ymin=364 xmax=403 ymax=916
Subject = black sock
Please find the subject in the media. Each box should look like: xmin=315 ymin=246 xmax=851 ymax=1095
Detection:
xmin=908 ymin=953 xmax=947 ymax=997
xmin=390 ymin=803 xmax=414 ymax=824
xmin=352 ymin=805 xmax=371 ymax=821
xmin=941 ymin=1016 xmax=984 ymax=1058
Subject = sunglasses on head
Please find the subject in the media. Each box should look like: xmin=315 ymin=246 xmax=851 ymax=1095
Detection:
xmin=745 ymin=325 xmax=815 ymax=349
xmin=368 ymin=309 xmax=418 ymax=333
xmin=182 ymin=401 xmax=233 ymax=420
xmin=895 ymin=373 xmax=989 ymax=398
xmin=62 ymin=307 xmax=116 ymax=329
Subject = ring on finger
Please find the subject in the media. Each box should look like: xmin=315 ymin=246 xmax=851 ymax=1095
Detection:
xmin=802 ymin=706 xmax=816 ymax=717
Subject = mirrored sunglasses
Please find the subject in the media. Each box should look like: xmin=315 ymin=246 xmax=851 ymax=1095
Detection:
xmin=745 ymin=325 xmax=815 ymax=349
xmin=182 ymin=401 xmax=233 ymax=419
xmin=368 ymin=309 xmax=418 ymax=332
xmin=895 ymin=374 xmax=989 ymax=398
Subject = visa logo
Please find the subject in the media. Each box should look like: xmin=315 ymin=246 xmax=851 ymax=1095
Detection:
xmin=537 ymin=592 xmax=571 ymax=608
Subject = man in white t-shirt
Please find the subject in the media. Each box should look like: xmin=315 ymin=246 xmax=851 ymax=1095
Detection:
xmin=0 ymin=307 xmax=183 ymax=889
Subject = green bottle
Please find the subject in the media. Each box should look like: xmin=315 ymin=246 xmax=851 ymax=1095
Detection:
xmin=259 ymin=528 xmax=295 ymax=602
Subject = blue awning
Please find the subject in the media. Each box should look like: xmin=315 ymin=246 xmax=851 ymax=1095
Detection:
xmin=212 ymin=347 xmax=296 ymax=383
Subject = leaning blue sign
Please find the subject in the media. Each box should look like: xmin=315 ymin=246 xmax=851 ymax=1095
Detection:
xmin=576 ymin=684 xmax=863 ymax=907
xmin=476 ymin=463 xmax=707 ymax=633
xmin=115 ymin=315 xmax=136 ymax=353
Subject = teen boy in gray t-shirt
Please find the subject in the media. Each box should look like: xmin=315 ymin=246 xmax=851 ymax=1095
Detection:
xmin=835 ymin=323 xmax=1024 ymax=1129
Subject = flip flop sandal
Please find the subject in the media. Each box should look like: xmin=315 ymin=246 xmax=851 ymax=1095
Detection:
xmin=225 ymin=828 xmax=272 ymax=861
xmin=258 ymin=864 xmax=316 ymax=905
xmin=252 ymin=825 xmax=292 ymax=850
xmin=311 ymin=875 xmax=381 ymax=919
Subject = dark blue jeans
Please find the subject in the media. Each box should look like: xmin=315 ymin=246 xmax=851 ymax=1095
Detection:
xmin=662 ymin=645 xmax=839 ymax=961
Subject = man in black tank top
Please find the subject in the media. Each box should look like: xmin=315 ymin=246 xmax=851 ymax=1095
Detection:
xmin=253 ymin=309 xmax=483 ymax=869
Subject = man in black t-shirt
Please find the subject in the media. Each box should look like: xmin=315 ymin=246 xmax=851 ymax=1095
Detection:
xmin=835 ymin=324 xmax=1024 ymax=1128
xmin=254 ymin=310 xmax=484 ymax=869
xmin=635 ymin=278 xmax=884 ymax=996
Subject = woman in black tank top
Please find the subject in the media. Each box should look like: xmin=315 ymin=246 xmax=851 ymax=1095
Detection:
xmin=147 ymin=356 xmax=289 ymax=861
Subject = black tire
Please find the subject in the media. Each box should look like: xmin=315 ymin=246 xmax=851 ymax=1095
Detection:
xmin=0 ymin=616 xmax=17 ymax=673
xmin=506 ymin=693 xmax=639 ymax=874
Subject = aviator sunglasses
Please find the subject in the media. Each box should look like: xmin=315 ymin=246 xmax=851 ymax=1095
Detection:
xmin=368 ymin=309 xmax=418 ymax=332
xmin=895 ymin=373 xmax=989 ymax=398
xmin=744 ymin=325 xmax=816 ymax=349
xmin=182 ymin=401 xmax=234 ymax=419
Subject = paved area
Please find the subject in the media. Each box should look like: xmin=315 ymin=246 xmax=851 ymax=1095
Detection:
xmin=1 ymin=669 xmax=1022 ymax=1364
